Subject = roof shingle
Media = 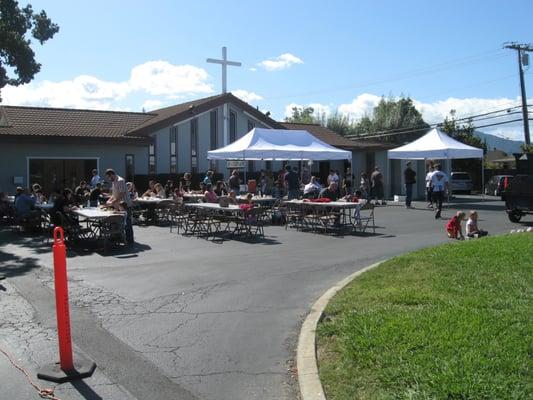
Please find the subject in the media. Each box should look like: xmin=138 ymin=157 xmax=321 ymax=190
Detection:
xmin=0 ymin=105 xmax=155 ymax=140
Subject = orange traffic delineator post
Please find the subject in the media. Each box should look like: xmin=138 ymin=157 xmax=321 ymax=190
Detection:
xmin=38 ymin=227 xmax=96 ymax=383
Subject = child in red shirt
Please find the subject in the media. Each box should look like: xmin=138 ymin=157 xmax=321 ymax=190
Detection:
xmin=446 ymin=211 xmax=466 ymax=240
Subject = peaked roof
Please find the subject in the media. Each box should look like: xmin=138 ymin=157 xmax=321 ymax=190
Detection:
xmin=388 ymin=128 xmax=484 ymax=159
xmin=207 ymin=128 xmax=352 ymax=161
xmin=281 ymin=122 xmax=395 ymax=150
xmin=0 ymin=105 xmax=153 ymax=140
xmin=127 ymin=93 xmax=284 ymax=136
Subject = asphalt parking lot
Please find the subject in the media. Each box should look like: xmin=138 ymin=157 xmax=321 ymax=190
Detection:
xmin=1 ymin=196 xmax=529 ymax=400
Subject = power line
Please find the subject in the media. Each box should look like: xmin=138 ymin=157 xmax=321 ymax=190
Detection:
xmin=345 ymin=105 xmax=529 ymax=139
xmin=348 ymin=118 xmax=530 ymax=140
xmin=262 ymin=49 xmax=506 ymax=101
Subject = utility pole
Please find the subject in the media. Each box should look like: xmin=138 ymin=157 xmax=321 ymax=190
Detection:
xmin=504 ymin=42 xmax=533 ymax=145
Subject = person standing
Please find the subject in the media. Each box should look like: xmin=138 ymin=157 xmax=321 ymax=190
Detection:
xmin=228 ymin=170 xmax=241 ymax=194
xmin=284 ymin=165 xmax=300 ymax=200
xmin=425 ymin=165 xmax=434 ymax=208
xmin=371 ymin=166 xmax=385 ymax=205
xmin=90 ymin=169 xmax=102 ymax=188
xmin=105 ymin=169 xmax=131 ymax=210
xmin=430 ymin=164 xmax=448 ymax=219
xmin=360 ymin=172 xmax=370 ymax=199
xmin=404 ymin=161 xmax=416 ymax=208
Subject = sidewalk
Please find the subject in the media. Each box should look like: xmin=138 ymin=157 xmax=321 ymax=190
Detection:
xmin=0 ymin=278 xmax=136 ymax=400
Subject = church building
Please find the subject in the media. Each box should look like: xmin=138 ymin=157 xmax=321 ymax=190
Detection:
xmin=0 ymin=93 xmax=392 ymax=195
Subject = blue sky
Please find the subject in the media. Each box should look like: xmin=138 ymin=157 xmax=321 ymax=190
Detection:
xmin=3 ymin=0 xmax=532 ymax=140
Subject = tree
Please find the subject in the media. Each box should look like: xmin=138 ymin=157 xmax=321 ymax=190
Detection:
xmin=440 ymin=110 xmax=486 ymax=150
xmin=440 ymin=110 xmax=487 ymax=188
xmin=0 ymin=1 xmax=59 ymax=100
xmin=285 ymin=106 xmax=317 ymax=124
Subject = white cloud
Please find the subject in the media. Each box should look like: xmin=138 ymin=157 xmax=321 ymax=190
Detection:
xmin=248 ymin=67 xmax=257 ymax=72
xmin=337 ymin=93 xmax=382 ymax=120
xmin=141 ymin=99 xmax=164 ymax=111
xmin=258 ymin=53 xmax=303 ymax=71
xmin=129 ymin=61 xmax=212 ymax=95
xmin=1 ymin=60 xmax=213 ymax=110
xmin=232 ymin=89 xmax=263 ymax=103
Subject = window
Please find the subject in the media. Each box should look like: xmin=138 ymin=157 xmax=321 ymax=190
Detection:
xmin=125 ymin=154 xmax=135 ymax=182
xmin=229 ymin=111 xmax=236 ymax=142
xmin=210 ymin=110 xmax=217 ymax=150
xmin=170 ymin=126 xmax=178 ymax=173
xmin=191 ymin=118 xmax=198 ymax=172
xmin=210 ymin=111 xmax=218 ymax=170
xmin=148 ymin=143 xmax=156 ymax=175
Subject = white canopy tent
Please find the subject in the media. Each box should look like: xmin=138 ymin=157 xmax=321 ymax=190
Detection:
xmin=207 ymin=128 xmax=352 ymax=161
xmin=387 ymin=127 xmax=485 ymax=196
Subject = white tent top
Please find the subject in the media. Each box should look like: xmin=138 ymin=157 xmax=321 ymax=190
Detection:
xmin=387 ymin=128 xmax=483 ymax=160
xmin=207 ymin=128 xmax=352 ymax=161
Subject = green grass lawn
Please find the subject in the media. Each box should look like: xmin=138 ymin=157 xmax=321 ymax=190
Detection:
xmin=316 ymin=233 xmax=533 ymax=400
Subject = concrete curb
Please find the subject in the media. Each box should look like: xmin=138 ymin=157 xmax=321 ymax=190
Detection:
xmin=296 ymin=261 xmax=385 ymax=400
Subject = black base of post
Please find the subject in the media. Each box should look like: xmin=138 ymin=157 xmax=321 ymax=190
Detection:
xmin=37 ymin=355 xmax=96 ymax=383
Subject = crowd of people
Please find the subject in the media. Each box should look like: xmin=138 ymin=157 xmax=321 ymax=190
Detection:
xmin=4 ymin=163 xmax=530 ymax=244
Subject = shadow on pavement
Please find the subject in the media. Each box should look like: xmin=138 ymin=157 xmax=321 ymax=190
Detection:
xmin=70 ymin=379 xmax=103 ymax=400
xmin=0 ymin=249 xmax=40 ymax=278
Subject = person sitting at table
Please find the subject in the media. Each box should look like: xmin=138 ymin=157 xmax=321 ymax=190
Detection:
xmin=203 ymin=183 xmax=218 ymax=203
xmin=318 ymin=182 xmax=339 ymax=201
xmin=181 ymin=173 xmax=192 ymax=193
xmin=214 ymin=180 xmax=228 ymax=197
xmin=127 ymin=182 xmax=138 ymax=201
xmin=303 ymin=176 xmax=321 ymax=199
xmin=89 ymin=183 xmax=103 ymax=207
xmin=15 ymin=188 xmax=39 ymax=221
xmin=227 ymin=190 xmax=238 ymax=205
xmin=164 ymin=180 xmax=174 ymax=198
xmin=14 ymin=186 xmax=23 ymax=200
xmin=74 ymin=180 xmax=90 ymax=205
xmin=142 ymin=180 xmax=156 ymax=197
xmin=203 ymin=170 xmax=214 ymax=186
xmin=34 ymin=189 xmax=47 ymax=205
xmin=152 ymin=183 xmax=166 ymax=198
xmin=52 ymin=188 xmax=76 ymax=226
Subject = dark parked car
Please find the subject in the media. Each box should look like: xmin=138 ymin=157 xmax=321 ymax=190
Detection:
xmin=501 ymin=175 xmax=533 ymax=223
xmin=450 ymin=172 xmax=473 ymax=194
xmin=485 ymin=175 xmax=513 ymax=196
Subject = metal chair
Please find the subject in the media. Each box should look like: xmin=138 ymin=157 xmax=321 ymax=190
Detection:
xmin=100 ymin=214 xmax=126 ymax=253
xmin=357 ymin=203 xmax=376 ymax=234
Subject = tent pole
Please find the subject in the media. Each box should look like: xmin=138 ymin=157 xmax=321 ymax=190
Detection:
xmin=481 ymin=157 xmax=485 ymax=201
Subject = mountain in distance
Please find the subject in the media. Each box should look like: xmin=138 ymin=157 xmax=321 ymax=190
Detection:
xmin=474 ymin=130 xmax=523 ymax=155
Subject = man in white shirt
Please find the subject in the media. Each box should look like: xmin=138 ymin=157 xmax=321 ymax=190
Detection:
xmin=105 ymin=168 xmax=131 ymax=209
xmin=430 ymin=164 xmax=448 ymax=219
xmin=425 ymin=166 xmax=434 ymax=208
xmin=303 ymin=176 xmax=322 ymax=198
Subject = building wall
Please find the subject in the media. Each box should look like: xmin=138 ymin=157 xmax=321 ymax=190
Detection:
xmin=152 ymin=102 xmax=274 ymax=179
xmin=0 ymin=140 xmax=148 ymax=194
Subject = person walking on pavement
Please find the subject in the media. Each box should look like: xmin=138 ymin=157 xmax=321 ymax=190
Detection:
xmin=425 ymin=165 xmax=434 ymax=208
xmin=371 ymin=166 xmax=385 ymax=205
xmin=404 ymin=161 xmax=416 ymax=208
xmin=430 ymin=164 xmax=448 ymax=219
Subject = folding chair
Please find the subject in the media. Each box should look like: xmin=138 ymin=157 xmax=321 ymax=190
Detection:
xmin=357 ymin=202 xmax=375 ymax=234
